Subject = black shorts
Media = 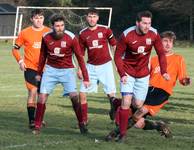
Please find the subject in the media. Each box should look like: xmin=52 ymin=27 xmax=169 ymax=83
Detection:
xmin=144 ymin=87 xmax=170 ymax=106
xmin=24 ymin=68 xmax=41 ymax=92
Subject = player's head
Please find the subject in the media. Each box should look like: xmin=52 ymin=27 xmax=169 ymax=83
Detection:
xmin=136 ymin=11 xmax=152 ymax=35
xmin=30 ymin=9 xmax=44 ymax=29
xmin=50 ymin=14 xmax=65 ymax=40
xmin=86 ymin=7 xmax=99 ymax=28
xmin=161 ymin=31 xmax=176 ymax=54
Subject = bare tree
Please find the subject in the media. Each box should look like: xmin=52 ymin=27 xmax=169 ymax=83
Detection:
xmin=151 ymin=0 xmax=193 ymax=41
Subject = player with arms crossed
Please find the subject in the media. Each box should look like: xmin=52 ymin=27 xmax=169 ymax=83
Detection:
xmin=113 ymin=10 xmax=170 ymax=142
xmin=77 ymin=7 xmax=121 ymax=132
xmin=32 ymin=14 xmax=89 ymax=134
xmin=106 ymin=31 xmax=191 ymax=141
xmin=12 ymin=9 xmax=50 ymax=129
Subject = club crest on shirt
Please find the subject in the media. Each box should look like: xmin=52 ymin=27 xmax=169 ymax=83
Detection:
xmin=98 ymin=32 xmax=103 ymax=38
xmin=146 ymin=38 xmax=152 ymax=45
xmin=61 ymin=41 xmax=66 ymax=47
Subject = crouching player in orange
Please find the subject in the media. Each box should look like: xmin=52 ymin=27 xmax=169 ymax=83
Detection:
xmin=12 ymin=9 xmax=50 ymax=129
xmin=106 ymin=31 xmax=191 ymax=141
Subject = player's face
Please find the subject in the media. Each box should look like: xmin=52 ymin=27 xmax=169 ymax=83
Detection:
xmin=162 ymin=37 xmax=174 ymax=54
xmin=31 ymin=15 xmax=44 ymax=28
xmin=136 ymin=17 xmax=151 ymax=34
xmin=53 ymin=21 xmax=65 ymax=39
xmin=86 ymin=13 xmax=99 ymax=27
xmin=53 ymin=21 xmax=65 ymax=33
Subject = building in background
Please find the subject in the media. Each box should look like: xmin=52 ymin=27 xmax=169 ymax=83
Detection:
xmin=0 ymin=3 xmax=16 ymax=39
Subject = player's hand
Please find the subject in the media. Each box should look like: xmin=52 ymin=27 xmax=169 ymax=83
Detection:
xmin=180 ymin=77 xmax=191 ymax=86
xmin=18 ymin=60 xmax=26 ymax=71
xmin=121 ymin=75 xmax=128 ymax=84
xmin=77 ymin=68 xmax=83 ymax=80
xmin=162 ymin=73 xmax=170 ymax=81
xmin=35 ymin=75 xmax=41 ymax=82
xmin=83 ymin=81 xmax=90 ymax=88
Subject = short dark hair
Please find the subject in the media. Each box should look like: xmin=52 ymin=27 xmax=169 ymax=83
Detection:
xmin=50 ymin=14 xmax=65 ymax=26
xmin=160 ymin=31 xmax=176 ymax=40
xmin=31 ymin=9 xmax=44 ymax=18
xmin=136 ymin=10 xmax=152 ymax=22
xmin=87 ymin=7 xmax=99 ymax=15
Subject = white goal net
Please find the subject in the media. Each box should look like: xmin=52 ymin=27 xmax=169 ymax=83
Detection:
xmin=8 ymin=6 xmax=112 ymax=41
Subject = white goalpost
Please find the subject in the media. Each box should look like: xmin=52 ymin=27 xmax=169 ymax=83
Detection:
xmin=5 ymin=6 xmax=112 ymax=41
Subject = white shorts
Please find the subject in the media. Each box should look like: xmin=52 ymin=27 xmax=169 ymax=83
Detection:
xmin=80 ymin=61 xmax=116 ymax=94
xmin=120 ymin=75 xmax=149 ymax=101
xmin=40 ymin=65 xmax=77 ymax=95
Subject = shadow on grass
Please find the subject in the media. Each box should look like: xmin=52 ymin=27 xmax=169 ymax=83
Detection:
xmin=162 ymin=102 xmax=194 ymax=113
xmin=149 ymin=115 xmax=194 ymax=125
xmin=49 ymin=103 xmax=110 ymax=116
xmin=169 ymin=96 xmax=194 ymax=101
xmin=174 ymin=91 xmax=194 ymax=96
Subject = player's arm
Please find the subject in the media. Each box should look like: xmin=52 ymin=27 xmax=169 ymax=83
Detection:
xmin=79 ymin=34 xmax=87 ymax=57
xmin=178 ymin=56 xmax=191 ymax=86
xmin=106 ymin=28 xmax=117 ymax=52
xmin=114 ymin=34 xmax=127 ymax=77
xmin=73 ymin=37 xmax=89 ymax=84
xmin=37 ymin=38 xmax=47 ymax=78
xmin=154 ymin=34 xmax=169 ymax=80
xmin=12 ymin=32 xmax=26 ymax=71
xmin=77 ymin=34 xmax=88 ymax=79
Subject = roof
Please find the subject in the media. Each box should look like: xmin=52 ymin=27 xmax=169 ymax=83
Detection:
xmin=0 ymin=3 xmax=16 ymax=14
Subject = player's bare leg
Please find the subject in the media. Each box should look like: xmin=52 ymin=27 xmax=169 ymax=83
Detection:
xmin=127 ymin=105 xmax=148 ymax=129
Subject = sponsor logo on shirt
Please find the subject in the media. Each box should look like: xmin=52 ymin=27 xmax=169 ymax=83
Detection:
xmin=32 ymin=42 xmax=41 ymax=49
xmin=49 ymin=47 xmax=65 ymax=57
xmin=89 ymin=40 xmax=103 ymax=49
xmin=154 ymin=66 xmax=161 ymax=73
xmin=146 ymin=38 xmax=152 ymax=45
xmin=132 ymin=46 xmax=148 ymax=55
xmin=98 ymin=32 xmax=103 ymax=38
xmin=137 ymin=46 xmax=145 ymax=53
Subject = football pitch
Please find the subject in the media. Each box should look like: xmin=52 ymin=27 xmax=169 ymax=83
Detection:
xmin=0 ymin=41 xmax=194 ymax=150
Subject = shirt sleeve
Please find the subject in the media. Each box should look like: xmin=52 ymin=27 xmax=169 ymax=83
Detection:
xmin=154 ymin=33 xmax=167 ymax=75
xmin=15 ymin=31 xmax=24 ymax=47
xmin=79 ymin=34 xmax=86 ymax=56
xmin=114 ymin=33 xmax=127 ymax=78
xmin=12 ymin=31 xmax=25 ymax=62
xmin=106 ymin=28 xmax=117 ymax=46
xmin=37 ymin=38 xmax=48 ymax=75
xmin=178 ymin=56 xmax=188 ymax=83
xmin=72 ymin=37 xmax=89 ymax=82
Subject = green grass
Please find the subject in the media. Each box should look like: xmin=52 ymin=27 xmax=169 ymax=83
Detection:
xmin=0 ymin=41 xmax=194 ymax=150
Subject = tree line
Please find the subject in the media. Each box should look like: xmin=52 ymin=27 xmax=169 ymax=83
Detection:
xmin=15 ymin=0 xmax=194 ymax=42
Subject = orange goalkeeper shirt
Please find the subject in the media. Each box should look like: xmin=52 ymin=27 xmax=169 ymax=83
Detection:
xmin=13 ymin=26 xmax=50 ymax=71
xmin=150 ymin=53 xmax=188 ymax=95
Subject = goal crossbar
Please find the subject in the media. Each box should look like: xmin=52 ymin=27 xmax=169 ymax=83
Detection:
xmin=11 ymin=6 xmax=112 ymax=40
